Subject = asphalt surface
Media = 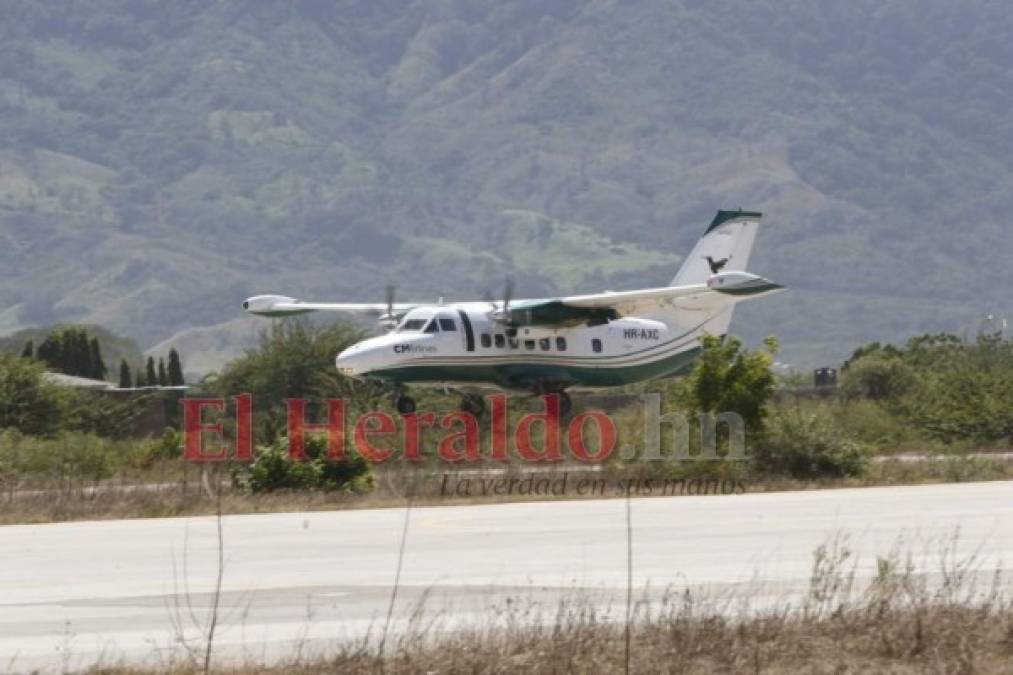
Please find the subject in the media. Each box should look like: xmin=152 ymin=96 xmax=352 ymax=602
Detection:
xmin=2 ymin=480 xmax=1012 ymax=672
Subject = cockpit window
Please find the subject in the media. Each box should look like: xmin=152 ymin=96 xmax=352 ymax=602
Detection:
xmin=398 ymin=319 xmax=427 ymax=332
xmin=438 ymin=317 xmax=456 ymax=331
xmin=424 ymin=319 xmax=439 ymax=333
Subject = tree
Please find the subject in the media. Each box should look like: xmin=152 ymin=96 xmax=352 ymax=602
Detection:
xmin=157 ymin=357 xmax=168 ymax=386
xmin=36 ymin=333 xmax=60 ymax=371
xmin=210 ymin=319 xmax=379 ymax=442
xmin=89 ymin=337 xmax=107 ymax=381
xmin=684 ymin=335 xmax=778 ymax=433
xmin=145 ymin=356 xmax=157 ymax=387
xmin=34 ymin=327 xmax=97 ymax=378
xmin=840 ymin=356 xmax=916 ymax=401
xmin=118 ymin=359 xmax=132 ymax=388
xmin=21 ymin=340 xmax=33 ymax=359
xmin=840 ymin=333 xmax=1013 ymax=443
xmin=0 ymin=354 xmax=72 ymax=435
xmin=69 ymin=329 xmax=92 ymax=378
xmin=167 ymin=348 xmax=184 ymax=386
xmin=135 ymin=367 xmax=146 ymax=387
xmin=904 ymin=335 xmax=1013 ymax=442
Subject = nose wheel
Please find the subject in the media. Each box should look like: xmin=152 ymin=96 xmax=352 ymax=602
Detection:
xmin=393 ymin=387 xmax=416 ymax=415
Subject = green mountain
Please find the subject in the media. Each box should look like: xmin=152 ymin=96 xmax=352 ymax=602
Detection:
xmin=2 ymin=1 xmax=1012 ymax=371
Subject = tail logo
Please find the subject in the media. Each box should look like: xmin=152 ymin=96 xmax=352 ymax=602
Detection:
xmin=705 ymin=256 xmax=729 ymax=274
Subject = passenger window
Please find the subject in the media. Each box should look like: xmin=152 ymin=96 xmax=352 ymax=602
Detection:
xmin=592 ymin=338 xmax=602 ymax=353
xmin=494 ymin=334 xmax=505 ymax=348
xmin=425 ymin=320 xmax=439 ymax=333
xmin=539 ymin=338 xmax=550 ymax=351
xmin=556 ymin=337 xmax=567 ymax=351
xmin=509 ymin=337 xmax=520 ymax=349
xmin=524 ymin=339 xmax=536 ymax=350
xmin=480 ymin=333 xmax=491 ymax=348
xmin=438 ymin=317 xmax=456 ymax=331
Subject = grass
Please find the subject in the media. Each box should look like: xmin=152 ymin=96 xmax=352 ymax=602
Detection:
xmin=2 ymin=452 xmax=1012 ymax=526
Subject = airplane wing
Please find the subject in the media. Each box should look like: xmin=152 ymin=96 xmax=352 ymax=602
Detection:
xmin=242 ymin=295 xmax=420 ymax=318
xmin=560 ymin=283 xmax=712 ymax=312
xmin=243 ymin=272 xmax=782 ymax=324
xmin=504 ymin=272 xmax=783 ymax=326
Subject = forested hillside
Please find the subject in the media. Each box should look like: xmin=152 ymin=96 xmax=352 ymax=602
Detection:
xmin=2 ymin=0 xmax=1012 ymax=370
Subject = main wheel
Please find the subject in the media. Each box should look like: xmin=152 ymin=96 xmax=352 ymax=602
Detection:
xmin=459 ymin=394 xmax=486 ymax=418
xmin=396 ymin=396 xmax=416 ymax=415
xmin=558 ymin=391 xmax=573 ymax=418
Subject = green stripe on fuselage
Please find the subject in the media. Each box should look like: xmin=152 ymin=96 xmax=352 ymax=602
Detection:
xmin=365 ymin=346 xmax=702 ymax=390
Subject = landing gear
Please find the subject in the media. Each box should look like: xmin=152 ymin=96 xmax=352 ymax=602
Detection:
xmin=395 ymin=395 xmax=416 ymax=415
xmin=393 ymin=386 xmax=416 ymax=415
xmin=459 ymin=393 xmax=486 ymax=418
xmin=558 ymin=391 xmax=573 ymax=418
xmin=533 ymin=383 xmax=574 ymax=418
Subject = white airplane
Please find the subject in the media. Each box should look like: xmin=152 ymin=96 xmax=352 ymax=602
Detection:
xmin=243 ymin=210 xmax=783 ymax=415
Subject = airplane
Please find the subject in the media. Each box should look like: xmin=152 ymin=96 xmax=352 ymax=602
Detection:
xmin=243 ymin=209 xmax=784 ymax=416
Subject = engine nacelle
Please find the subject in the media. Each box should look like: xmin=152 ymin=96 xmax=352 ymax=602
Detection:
xmin=242 ymin=295 xmax=299 ymax=316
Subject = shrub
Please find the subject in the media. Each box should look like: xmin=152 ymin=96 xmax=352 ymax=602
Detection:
xmin=831 ymin=399 xmax=915 ymax=449
xmin=245 ymin=442 xmax=321 ymax=492
xmin=140 ymin=427 xmax=182 ymax=464
xmin=0 ymin=430 xmax=149 ymax=491
xmin=756 ymin=405 xmax=868 ymax=479
xmin=238 ymin=436 xmax=374 ymax=494
xmin=839 ymin=355 xmax=917 ymax=401
xmin=0 ymin=354 xmax=73 ymax=435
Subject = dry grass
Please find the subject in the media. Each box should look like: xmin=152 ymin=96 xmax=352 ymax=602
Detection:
xmin=86 ymin=588 xmax=1013 ymax=674
xmin=84 ymin=537 xmax=1013 ymax=674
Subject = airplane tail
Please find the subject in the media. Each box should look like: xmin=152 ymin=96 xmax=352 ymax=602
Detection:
xmin=671 ymin=210 xmax=762 ymax=286
xmin=668 ymin=209 xmax=768 ymax=338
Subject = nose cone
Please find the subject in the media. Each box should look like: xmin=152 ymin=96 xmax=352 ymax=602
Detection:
xmin=336 ymin=337 xmax=391 ymax=378
xmin=336 ymin=344 xmax=367 ymax=378
xmin=337 ymin=334 xmax=433 ymax=378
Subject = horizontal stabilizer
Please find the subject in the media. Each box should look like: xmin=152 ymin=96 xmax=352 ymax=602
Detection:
xmin=706 ymin=271 xmax=784 ymax=297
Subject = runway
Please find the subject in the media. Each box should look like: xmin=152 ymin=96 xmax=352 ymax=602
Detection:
xmin=2 ymin=480 xmax=1012 ymax=672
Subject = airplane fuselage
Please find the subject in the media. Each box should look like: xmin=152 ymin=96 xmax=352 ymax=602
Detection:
xmin=336 ymin=302 xmax=709 ymax=392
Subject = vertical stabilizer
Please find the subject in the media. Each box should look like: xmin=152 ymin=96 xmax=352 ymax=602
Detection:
xmin=671 ymin=210 xmax=762 ymax=286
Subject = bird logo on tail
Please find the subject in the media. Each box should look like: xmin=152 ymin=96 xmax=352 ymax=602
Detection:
xmin=705 ymin=256 xmax=729 ymax=274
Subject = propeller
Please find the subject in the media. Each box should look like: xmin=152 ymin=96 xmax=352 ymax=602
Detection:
xmin=486 ymin=277 xmax=514 ymax=324
xmin=377 ymin=284 xmax=398 ymax=331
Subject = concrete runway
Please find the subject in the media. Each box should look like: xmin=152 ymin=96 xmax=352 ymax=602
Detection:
xmin=2 ymin=481 xmax=1012 ymax=672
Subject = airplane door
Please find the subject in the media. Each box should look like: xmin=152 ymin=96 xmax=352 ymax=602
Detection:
xmin=445 ymin=311 xmax=474 ymax=352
